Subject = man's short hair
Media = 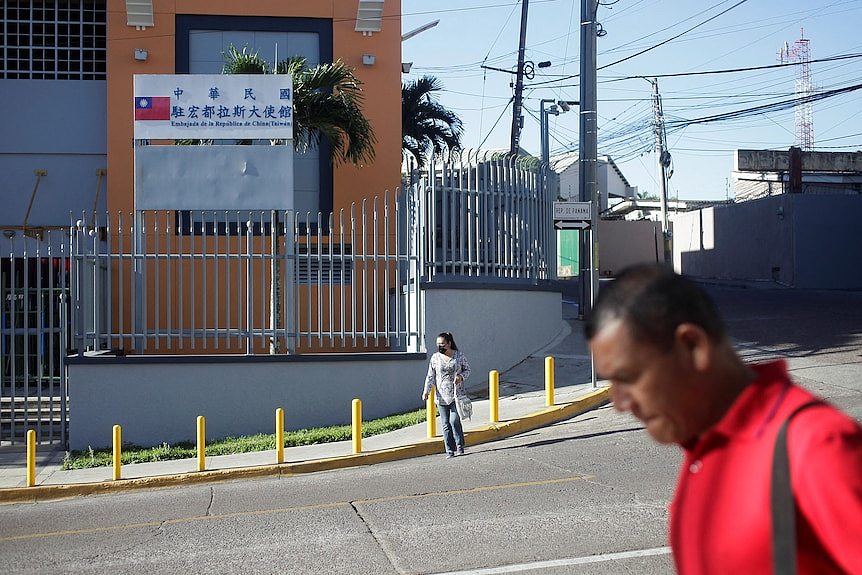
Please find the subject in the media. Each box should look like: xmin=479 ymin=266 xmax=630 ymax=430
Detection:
xmin=584 ymin=264 xmax=726 ymax=351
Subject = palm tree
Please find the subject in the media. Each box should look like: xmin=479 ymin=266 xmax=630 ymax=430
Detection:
xmin=221 ymin=45 xmax=377 ymax=353
xmin=222 ymin=45 xmax=376 ymax=165
xmin=402 ymin=76 xmax=463 ymax=168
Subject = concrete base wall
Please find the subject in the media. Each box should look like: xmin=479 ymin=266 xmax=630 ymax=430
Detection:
xmin=68 ymin=285 xmax=562 ymax=450
xmin=423 ymin=284 xmax=563 ymax=390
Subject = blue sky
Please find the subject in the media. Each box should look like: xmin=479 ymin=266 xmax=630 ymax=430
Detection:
xmin=401 ymin=0 xmax=862 ymax=200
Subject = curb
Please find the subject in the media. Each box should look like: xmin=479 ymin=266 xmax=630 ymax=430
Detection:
xmin=0 ymin=387 xmax=609 ymax=504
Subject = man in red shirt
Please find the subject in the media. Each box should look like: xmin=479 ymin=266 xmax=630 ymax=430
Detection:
xmin=585 ymin=264 xmax=862 ymax=574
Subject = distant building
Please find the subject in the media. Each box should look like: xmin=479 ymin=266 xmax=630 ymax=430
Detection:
xmin=606 ymin=198 xmax=733 ymax=222
xmin=548 ymin=153 xmax=637 ymax=213
xmin=733 ymin=148 xmax=862 ymax=201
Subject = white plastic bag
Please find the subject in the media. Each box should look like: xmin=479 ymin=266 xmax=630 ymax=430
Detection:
xmin=456 ymin=395 xmax=473 ymax=420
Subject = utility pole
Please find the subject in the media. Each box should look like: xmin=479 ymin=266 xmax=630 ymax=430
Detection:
xmin=509 ymin=0 xmax=530 ymax=155
xmin=578 ymin=0 xmax=598 ymax=319
xmin=650 ymin=78 xmax=672 ymax=265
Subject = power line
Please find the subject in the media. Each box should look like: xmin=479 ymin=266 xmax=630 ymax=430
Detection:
xmin=527 ymin=0 xmax=751 ymax=87
xmin=667 ymin=81 xmax=862 ymax=129
xmin=523 ymin=50 xmax=862 ymax=91
xmin=477 ymin=97 xmax=516 ymax=149
xmin=605 ymin=52 xmax=862 ymax=82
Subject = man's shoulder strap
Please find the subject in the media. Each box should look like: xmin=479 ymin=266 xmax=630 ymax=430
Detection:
xmin=771 ymin=399 xmax=823 ymax=575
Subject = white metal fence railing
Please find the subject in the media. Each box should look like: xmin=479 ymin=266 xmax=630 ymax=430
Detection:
xmin=1 ymin=230 xmax=69 ymax=446
xmin=70 ymin=191 xmax=424 ymax=356
xmin=0 ymin=154 xmax=553 ymax=444
xmin=415 ymin=151 xmax=555 ymax=282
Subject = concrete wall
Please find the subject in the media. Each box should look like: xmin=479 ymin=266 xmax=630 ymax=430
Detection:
xmin=793 ymin=194 xmax=862 ymax=289
xmin=68 ymin=284 xmax=563 ymax=450
xmin=68 ymin=353 xmax=426 ymax=451
xmin=423 ymin=284 xmax=563 ymax=390
xmin=0 ymin=80 xmax=107 ymax=229
xmin=673 ymin=194 xmax=862 ymax=289
xmin=596 ymin=219 xmax=665 ymax=277
xmin=673 ymin=197 xmax=794 ymax=284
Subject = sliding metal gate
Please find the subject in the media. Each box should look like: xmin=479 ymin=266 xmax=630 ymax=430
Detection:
xmin=0 ymin=231 xmax=69 ymax=446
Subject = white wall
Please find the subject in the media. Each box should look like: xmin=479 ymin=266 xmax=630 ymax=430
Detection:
xmin=423 ymin=285 xmax=563 ymax=391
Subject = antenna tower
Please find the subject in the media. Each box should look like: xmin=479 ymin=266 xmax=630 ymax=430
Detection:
xmin=778 ymin=28 xmax=813 ymax=150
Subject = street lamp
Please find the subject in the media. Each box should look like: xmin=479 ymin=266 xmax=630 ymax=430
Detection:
xmin=401 ymin=20 xmax=440 ymax=74
xmin=540 ymin=99 xmax=579 ymax=166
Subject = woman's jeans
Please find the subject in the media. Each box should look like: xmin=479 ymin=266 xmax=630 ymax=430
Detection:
xmin=438 ymin=400 xmax=464 ymax=454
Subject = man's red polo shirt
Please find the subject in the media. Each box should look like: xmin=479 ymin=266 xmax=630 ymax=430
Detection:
xmin=670 ymin=359 xmax=862 ymax=574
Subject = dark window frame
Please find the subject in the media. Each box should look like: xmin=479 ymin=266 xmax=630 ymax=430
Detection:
xmin=175 ymin=14 xmax=334 ymax=220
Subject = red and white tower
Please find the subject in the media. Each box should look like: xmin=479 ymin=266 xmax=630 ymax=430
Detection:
xmin=779 ymin=29 xmax=814 ymax=150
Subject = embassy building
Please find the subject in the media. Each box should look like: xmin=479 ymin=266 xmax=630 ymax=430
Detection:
xmin=0 ymin=0 xmax=404 ymax=444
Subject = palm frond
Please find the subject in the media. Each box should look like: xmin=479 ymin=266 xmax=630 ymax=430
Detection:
xmin=220 ymin=52 xmax=376 ymax=166
xmin=222 ymin=45 xmax=268 ymax=75
xmin=402 ymin=75 xmax=463 ymax=168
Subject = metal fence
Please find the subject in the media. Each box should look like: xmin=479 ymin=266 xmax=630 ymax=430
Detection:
xmin=70 ymin=190 xmax=424 ymax=356
xmin=1 ymin=230 xmax=69 ymax=446
xmin=0 ymin=153 xmax=554 ymax=444
xmin=415 ymin=151 xmax=555 ymax=281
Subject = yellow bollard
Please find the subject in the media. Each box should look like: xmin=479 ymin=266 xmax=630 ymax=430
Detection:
xmin=26 ymin=429 xmax=36 ymax=487
xmin=275 ymin=408 xmax=285 ymax=464
xmin=545 ymin=356 xmax=555 ymax=407
xmin=352 ymin=399 xmax=362 ymax=454
xmin=426 ymin=386 xmax=437 ymax=439
xmin=196 ymin=415 xmax=206 ymax=472
xmin=489 ymin=370 xmax=500 ymax=423
xmin=112 ymin=424 xmax=122 ymax=481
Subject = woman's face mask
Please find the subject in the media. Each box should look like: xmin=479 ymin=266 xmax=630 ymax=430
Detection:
xmin=437 ymin=343 xmax=447 ymax=354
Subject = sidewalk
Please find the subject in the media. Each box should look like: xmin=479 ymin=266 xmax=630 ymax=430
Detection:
xmin=0 ymin=301 xmax=608 ymax=502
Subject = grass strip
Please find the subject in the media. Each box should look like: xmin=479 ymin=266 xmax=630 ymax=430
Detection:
xmin=63 ymin=408 xmax=427 ymax=470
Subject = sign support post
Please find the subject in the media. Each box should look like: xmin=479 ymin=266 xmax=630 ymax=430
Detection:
xmin=554 ymin=200 xmax=598 ymax=388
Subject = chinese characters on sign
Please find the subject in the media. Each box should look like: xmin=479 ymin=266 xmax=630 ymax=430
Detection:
xmin=133 ymin=74 xmax=294 ymax=140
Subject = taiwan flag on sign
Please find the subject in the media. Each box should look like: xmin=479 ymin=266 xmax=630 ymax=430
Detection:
xmin=134 ymin=96 xmax=170 ymax=120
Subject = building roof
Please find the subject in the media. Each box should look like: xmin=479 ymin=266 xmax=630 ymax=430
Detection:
xmin=605 ymin=198 xmax=733 ymax=218
xmin=548 ymin=152 xmax=633 ymax=188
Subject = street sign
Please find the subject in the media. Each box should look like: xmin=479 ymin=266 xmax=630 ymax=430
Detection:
xmin=553 ymin=201 xmax=592 ymax=222
xmin=554 ymin=221 xmax=590 ymax=230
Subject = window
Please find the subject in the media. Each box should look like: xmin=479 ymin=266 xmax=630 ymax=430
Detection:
xmin=176 ymin=15 xmax=334 ymax=219
xmin=1 ymin=0 xmax=107 ymax=80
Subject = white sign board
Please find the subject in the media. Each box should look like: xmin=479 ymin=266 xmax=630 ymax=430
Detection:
xmin=133 ymin=74 xmax=293 ymax=140
xmin=134 ymin=146 xmax=293 ymax=211
xmin=553 ymin=201 xmax=593 ymax=222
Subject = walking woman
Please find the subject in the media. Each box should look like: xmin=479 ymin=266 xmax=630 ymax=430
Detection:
xmin=422 ymin=332 xmax=471 ymax=457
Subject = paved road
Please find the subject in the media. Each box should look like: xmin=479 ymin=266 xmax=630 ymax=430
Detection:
xmin=1 ymin=284 xmax=859 ymax=575
xmin=0 ymin=405 xmax=675 ymax=575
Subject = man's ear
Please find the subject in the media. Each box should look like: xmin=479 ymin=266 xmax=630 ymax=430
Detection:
xmin=675 ymin=323 xmax=712 ymax=371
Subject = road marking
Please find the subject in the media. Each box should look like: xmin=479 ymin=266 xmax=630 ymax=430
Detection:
xmin=0 ymin=475 xmax=592 ymax=542
xmin=429 ymin=546 xmax=673 ymax=574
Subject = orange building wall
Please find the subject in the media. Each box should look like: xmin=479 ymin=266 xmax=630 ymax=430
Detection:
xmin=106 ymin=0 xmax=403 ymax=215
